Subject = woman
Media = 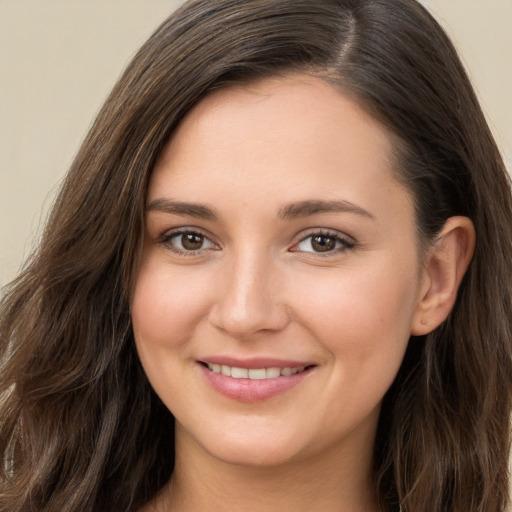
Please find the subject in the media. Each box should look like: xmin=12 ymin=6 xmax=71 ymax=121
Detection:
xmin=1 ymin=0 xmax=511 ymax=511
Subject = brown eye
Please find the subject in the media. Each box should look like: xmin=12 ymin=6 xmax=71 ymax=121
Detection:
xmin=292 ymin=231 xmax=354 ymax=255
xmin=311 ymin=235 xmax=336 ymax=252
xmin=181 ymin=233 xmax=204 ymax=250
xmin=164 ymin=230 xmax=217 ymax=254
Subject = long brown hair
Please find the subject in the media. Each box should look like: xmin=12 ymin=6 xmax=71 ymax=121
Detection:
xmin=1 ymin=1 xmax=511 ymax=511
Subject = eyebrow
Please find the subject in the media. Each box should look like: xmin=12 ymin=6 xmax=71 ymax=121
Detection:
xmin=146 ymin=198 xmax=219 ymax=221
xmin=146 ymin=198 xmax=375 ymax=222
xmin=278 ymin=199 xmax=375 ymax=221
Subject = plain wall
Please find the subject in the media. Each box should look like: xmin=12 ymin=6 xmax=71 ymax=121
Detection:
xmin=1 ymin=0 xmax=511 ymax=287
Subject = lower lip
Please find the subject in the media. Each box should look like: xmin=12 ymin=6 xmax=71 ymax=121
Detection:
xmin=199 ymin=364 xmax=313 ymax=403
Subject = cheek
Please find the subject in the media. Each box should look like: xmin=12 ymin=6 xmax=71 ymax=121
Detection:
xmin=131 ymin=256 xmax=211 ymax=354
xmin=293 ymin=261 xmax=420 ymax=430
xmin=293 ymin=257 xmax=420 ymax=370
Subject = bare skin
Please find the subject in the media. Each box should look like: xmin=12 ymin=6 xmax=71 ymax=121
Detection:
xmin=133 ymin=75 xmax=475 ymax=512
xmin=141 ymin=423 xmax=378 ymax=512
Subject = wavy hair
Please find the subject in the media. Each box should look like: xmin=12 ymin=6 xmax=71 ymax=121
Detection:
xmin=1 ymin=1 xmax=511 ymax=511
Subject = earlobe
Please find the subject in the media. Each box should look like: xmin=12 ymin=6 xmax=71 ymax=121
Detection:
xmin=411 ymin=216 xmax=476 ymax=336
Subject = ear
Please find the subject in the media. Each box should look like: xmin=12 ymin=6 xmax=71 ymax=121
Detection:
xmin=411 ymin=216 xmax=476 ymax=335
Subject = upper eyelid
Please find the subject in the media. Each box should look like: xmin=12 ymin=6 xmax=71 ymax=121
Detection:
xmin=293 ymin=227 xmax=355 ymax=244
xmin=160 ymin=226 xmax=217 ymax=241
xmin=289 ymin=229 xmax=356 ymax=255
xmin=159 ymin=227 xmax=221 ymax=253
xmin=158 ymin=226 xmax=355 ymax=249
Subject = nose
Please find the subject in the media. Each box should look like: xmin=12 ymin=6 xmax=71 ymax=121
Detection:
xmin=208 ymin=251 xmax=290 ymax=339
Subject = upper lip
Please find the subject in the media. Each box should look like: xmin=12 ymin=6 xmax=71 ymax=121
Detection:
xmin=198 ymin=356 xmax=315 ymax=369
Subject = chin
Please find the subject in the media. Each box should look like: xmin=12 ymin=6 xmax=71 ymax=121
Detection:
xmin=212 ymin=441 xmax=302 ymax=468
xmin=179 ymin=421 xmax=311 ymax=468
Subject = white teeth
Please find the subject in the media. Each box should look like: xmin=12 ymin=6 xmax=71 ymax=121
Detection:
xmin=248 ymin=368 xmax=266 ymax=379
xmin=266 ymin=367 xmax=281 ymax=378
xmin=206 ymin=363 xmax=308 ymax=379
xmin=231 ymin=367 xmax=248 ymax=378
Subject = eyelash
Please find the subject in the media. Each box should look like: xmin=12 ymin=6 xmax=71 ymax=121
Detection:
xmin=159 ymin=228 xmax=219 ymax=256
xmin=158 ymin=228 xmax=356 ymax=257
xmin=290 ymin=229 xmax=356 ymax=256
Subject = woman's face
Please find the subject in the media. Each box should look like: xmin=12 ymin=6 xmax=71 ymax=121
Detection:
xmin=131 ymin=76 xmax=427 ymax=468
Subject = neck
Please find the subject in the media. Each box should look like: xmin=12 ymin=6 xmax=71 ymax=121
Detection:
xmin=158 ymin=424 xmax=380 ymax=512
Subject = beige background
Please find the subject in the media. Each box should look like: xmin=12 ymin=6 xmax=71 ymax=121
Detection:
xmin=1 ymin=0 xmax=511 ymax=288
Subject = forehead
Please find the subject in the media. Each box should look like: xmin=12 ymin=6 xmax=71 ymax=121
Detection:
xmin=148 ymin=75 xmax=411 ymax=226
xmin=158 ymin=75 xmax=393 ymax=165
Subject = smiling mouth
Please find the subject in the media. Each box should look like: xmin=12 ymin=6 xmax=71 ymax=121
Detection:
xmin=199 ymin=360 xmax=315 ymax=401
xmin=201 ymin=362 xmax=312 ymax=380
